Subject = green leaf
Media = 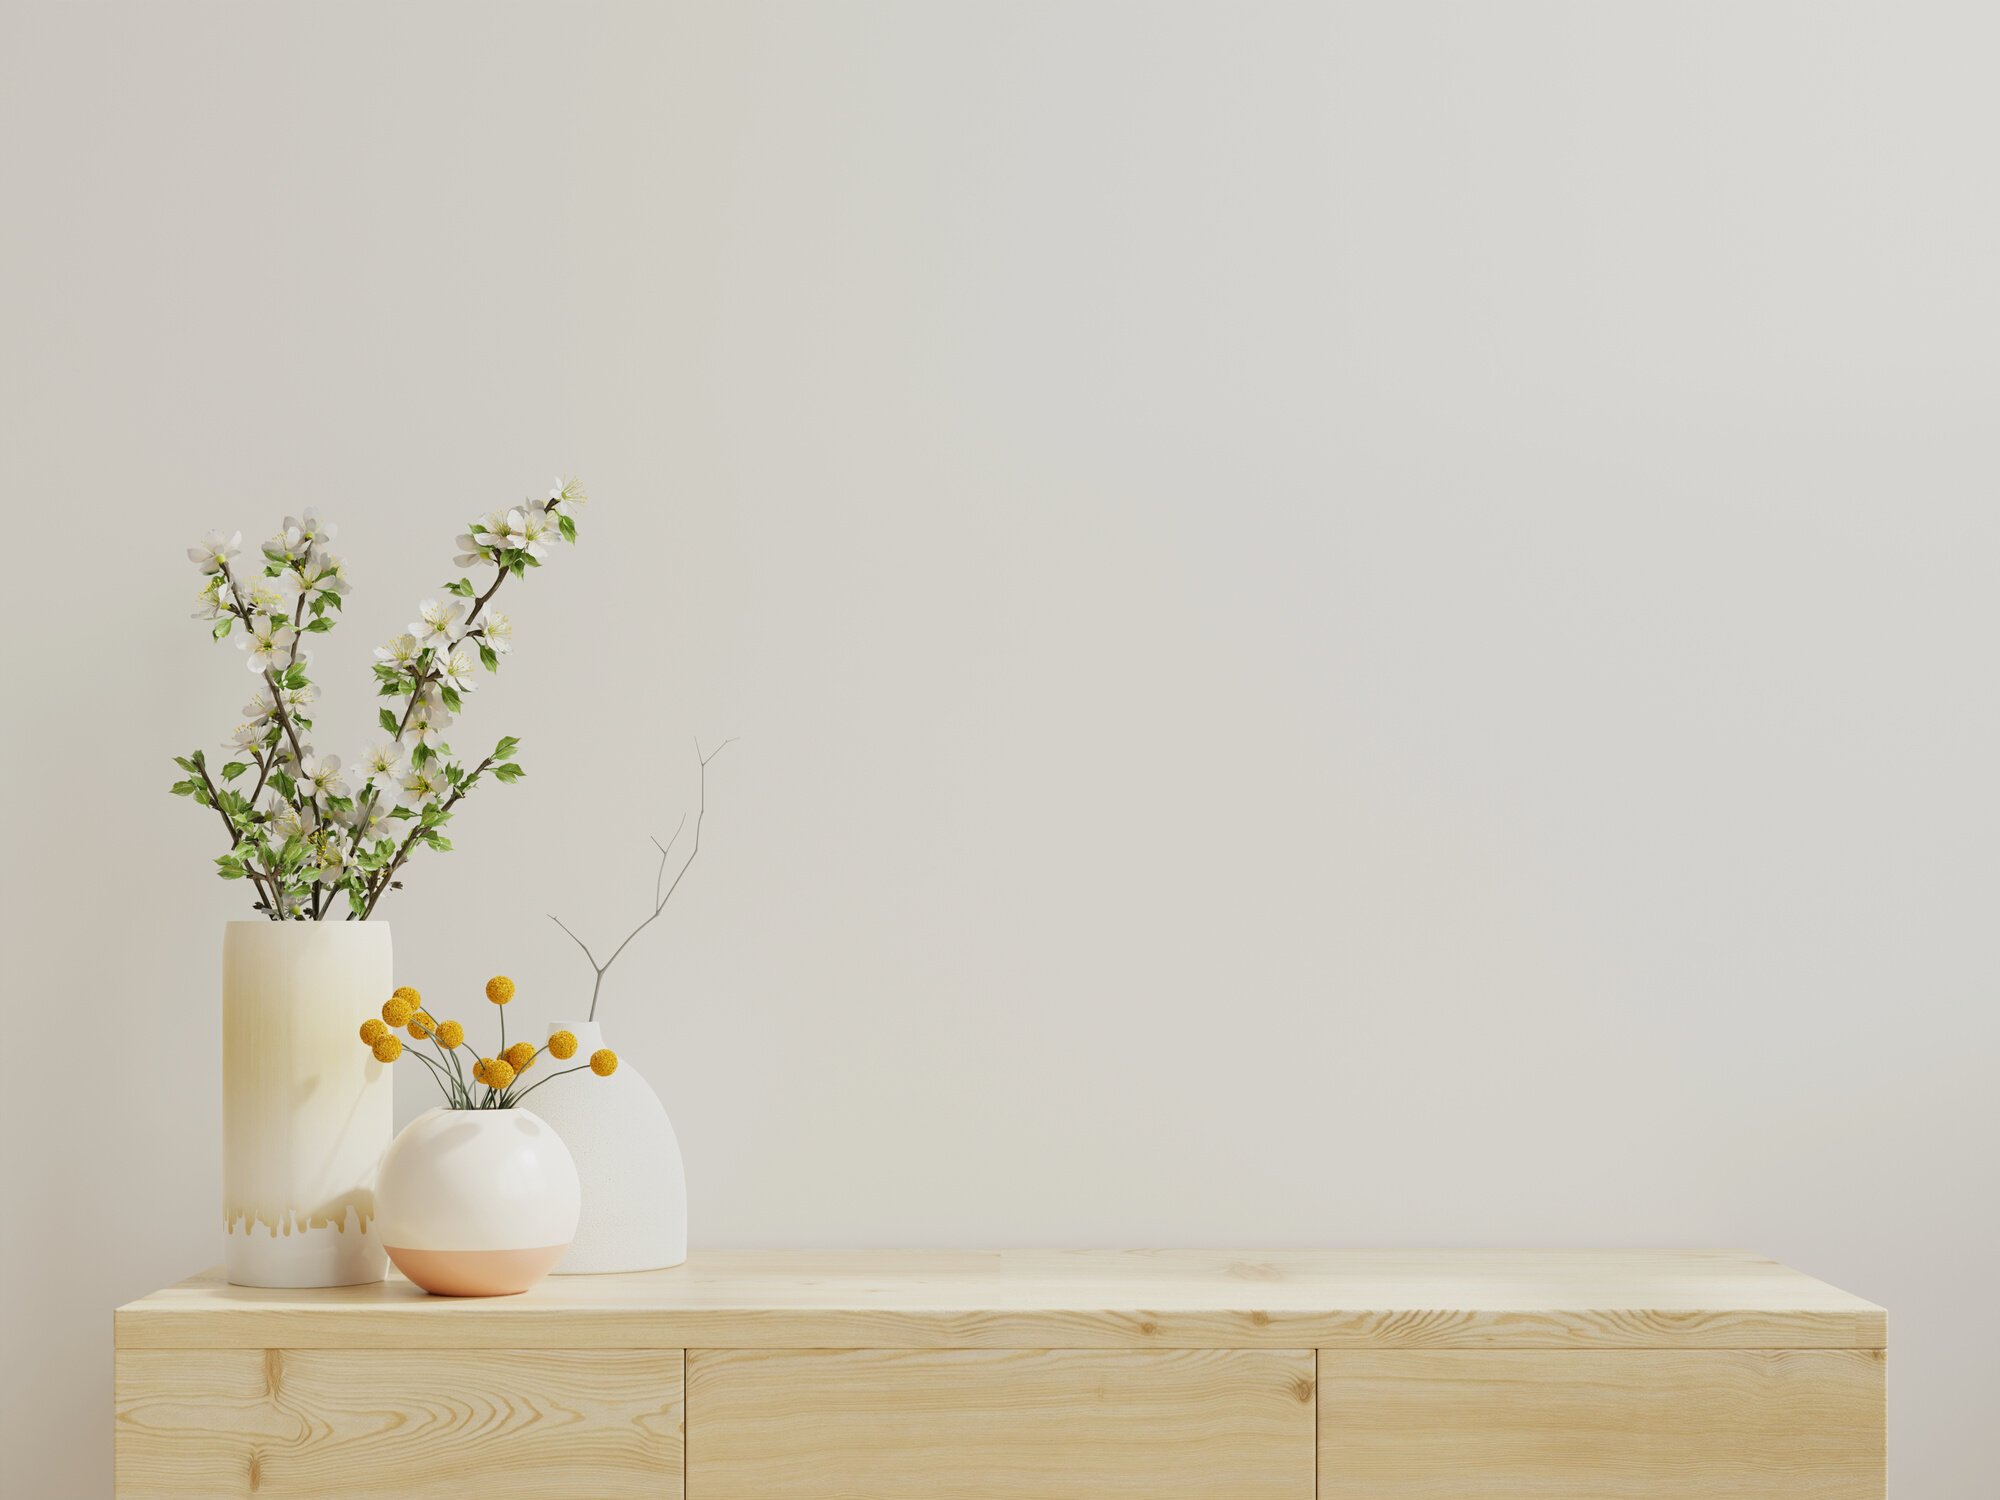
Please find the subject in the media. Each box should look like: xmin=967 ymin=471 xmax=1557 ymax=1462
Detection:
xmin=212 ymin=618 xmax=233 ymax=639
xmin=169 ymin=779 xmax=197 ymax=796
xmin=411 ymin=741 xmax=431 ymax=768
xmin=507 ymin=554 xmax=527 ymax=579
xmin=282 ymin=663 xmax=309 ymax=690
xmin=478 ymin=643 xmax=498 ymax=672
xmin=438 ymin=684 xmax=462 ymax=714
xmin=492 ymin=762 xmax=525 ymax=784
xmin=493 ymin=736 xmax=520 ymax=760
xmin=305 ymin=616 xmax=334 ymax=634
xmin=190 ymin=749 xmax=208 ymax=767
xmin=270 ymin=769 xmax=297 ymax=801
xmin=319 ymin=589 xmax=342 ymax=611
xmin=379 ymin=708 xmax=398 ymax=735
xmin=557 ymin=512 xmax=577 ymax=543
xmin=221 ymin=762 xmax=248 ymax=781
xmin=173 ymin=755 xmax=196 ymax=773
xmin=422 ymin=833 xmax=453 ymax=852
xmin=446 ymin=577 xmax=476 ymax=597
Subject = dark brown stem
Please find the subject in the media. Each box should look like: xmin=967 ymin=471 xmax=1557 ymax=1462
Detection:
xmin=357 ymin=755 xmax=495 ymax=920
xmin=193 ymin=755 xmax=279 ymax=916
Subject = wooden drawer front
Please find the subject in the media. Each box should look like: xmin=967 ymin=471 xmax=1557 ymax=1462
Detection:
xmin=115 ymin=1348 xmax=685 ymax=1499
xmin=687 ymin=1347 xmax=1316 ymax=1499
xmin=1319 ymin=1349 xmax=1884 ymax=1499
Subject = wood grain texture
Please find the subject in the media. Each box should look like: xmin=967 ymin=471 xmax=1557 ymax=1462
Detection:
xmin=1319 ymin=1349 xmax=1885 ymax=1499
xmin=114 ymin=1249 xmax=1886 ymax=1351
xmin=685 ymin=1347 xmax=1315 ymax=1500
xmin=115 ymin=1348 xmax=684 ymax=1499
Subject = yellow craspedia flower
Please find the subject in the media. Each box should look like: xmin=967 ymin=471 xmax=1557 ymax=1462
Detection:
xmin=548 ymin=1030 xmax=578 ymax=1061
xmin=504 ymin=1041 xmax=536 ymax=1073
xmin=407 ymin=1011 xmax=435 ymax=1039
xmin=392 ymin=985 xmax=422 ymax=1007
xmin=372 ymin=1034 xmax=404 ymax=1063
xmin=435 ymin=1019 xmax=465 ymax=1049
xmin=360 ymin=1019 xmax=387 ymax=1046
xmin=590 ymin=1048 xmax=619 ymax=1077
xmin=485 ymin=1057 xmax=517 ymax=1089
xmin=485 ymin=975 xmax=516 ymax=1005
xmin=382 ymin=995 xmax=415 ymax=1027
xmin=471 ymin=1058 xmax=490 ymax=1085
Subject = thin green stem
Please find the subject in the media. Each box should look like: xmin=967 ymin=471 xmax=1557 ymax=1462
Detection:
xmin=507 ymin=1063 xmax=595 ymax=1105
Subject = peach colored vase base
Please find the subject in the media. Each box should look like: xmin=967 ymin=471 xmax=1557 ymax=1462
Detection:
xmin=385 ymin=1244 xmax=568 ymax=1297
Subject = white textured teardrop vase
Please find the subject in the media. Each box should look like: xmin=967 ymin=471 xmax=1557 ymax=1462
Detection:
xmin=528 ymin=1022 xmax=688 ymax=1273
xmin=222 ymin=921 xmax=393 ymax=1287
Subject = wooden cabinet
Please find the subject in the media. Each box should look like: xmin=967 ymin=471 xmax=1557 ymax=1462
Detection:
xmin=1319 ymin=1349 xmax=1885 ymax=1500
xmin=687 ymin=1347 xmax=1315 ymax=1500
xmin=115 ymin=1249 xmax=1884 ymax=1499
xmin=115 ymin=1348 xmax=683 ymax=1500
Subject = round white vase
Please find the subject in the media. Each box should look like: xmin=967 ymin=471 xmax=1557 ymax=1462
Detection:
xmin=528 ymin=1021 xmax=688 ymax=1273
xmin=222 ymin=920 xmax=393 ymax=1288
xmin=376 ymin=1106 xmax=581 ymax=1296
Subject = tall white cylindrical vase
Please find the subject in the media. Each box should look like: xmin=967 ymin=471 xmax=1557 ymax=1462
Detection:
xmin=529 ymin=1021 xmax=687 ymax=1273
xmin=222 ymin=921 xmax=393 ymax=1287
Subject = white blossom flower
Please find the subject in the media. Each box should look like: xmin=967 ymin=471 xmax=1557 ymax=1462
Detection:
xmin=226 ymin=721 xmax=268 ymax=753
xmin=518 ymin=503 xmax=557 ymax=557
xmin=360 ymin=740 xmax=403 ymax=779
xmin=410 ymin=598 xmax=464 ymax=651
xmin=187 ymin=530 xmax=242 ymax=574
xmin=398 ymin=764 xmax=446 ymax=806
xmin=401 ymin=701 xmax=453 ymax=751
xmin=265 ymin=797 xmax=318 ymax=845
xmin=298 ymin=753 xmax=350 ymax=800
xmin=238 ymin=572 xmax=289 ymax=615
xmin=311 ymin=838 xmax=354 ymax=886
xmin=436 ymin=643 xmax=478 ymax=695
xmin=303 ymin=545 xmax=352 ymax=597
xmin=337 ymin=794 xmax=392 ymax=842
xmin=281 ymin=682 xmax=319 ymax=717
xmin=374 ymin=632 xmax=422 ymax=673
xmin=242 ymin=690 xmax=278 ymax=725
xmin=488 ymin=509 xmax=528 ymax=551
xmin=454 ymin=530 xmax=497 ymax=569
xmin=194 ymin=574 xmax=237 ymax=621
xmin=549 ymin=477 xmax=586 ymax=508
xmin=241 ymin=618 xmax=297 ymax=674
xmin=491 ymin=505 xmax=554 ymax=559
xmin=266 ymin=510 xmax=336 ymax=565
xmin=479 ymin=611 xmax=513 ymax=657
xmin=285 ymin=509 xmax=336 ymax=546
xmin=280 ymin=546 xmax=352 ymax=601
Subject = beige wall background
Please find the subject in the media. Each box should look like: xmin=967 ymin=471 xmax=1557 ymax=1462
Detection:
xmin=3 ymin=2 xmax=1992 ymax=1493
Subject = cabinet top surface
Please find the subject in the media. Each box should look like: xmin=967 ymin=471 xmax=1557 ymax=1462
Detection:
xmin=116 ymin=1249 xmax=1884 ymax=1351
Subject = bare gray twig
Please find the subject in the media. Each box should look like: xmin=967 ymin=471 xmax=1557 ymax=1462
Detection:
xmin=547 ymin=738 xmax=733 ymax=1021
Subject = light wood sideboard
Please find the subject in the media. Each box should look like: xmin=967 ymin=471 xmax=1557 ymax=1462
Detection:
xmin=115 ymin=1248 xmax=1885 ymax=1499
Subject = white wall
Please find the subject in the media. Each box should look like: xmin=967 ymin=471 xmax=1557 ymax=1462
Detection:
xmin=3 ymin=2 xmax=1992 ymax=1492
